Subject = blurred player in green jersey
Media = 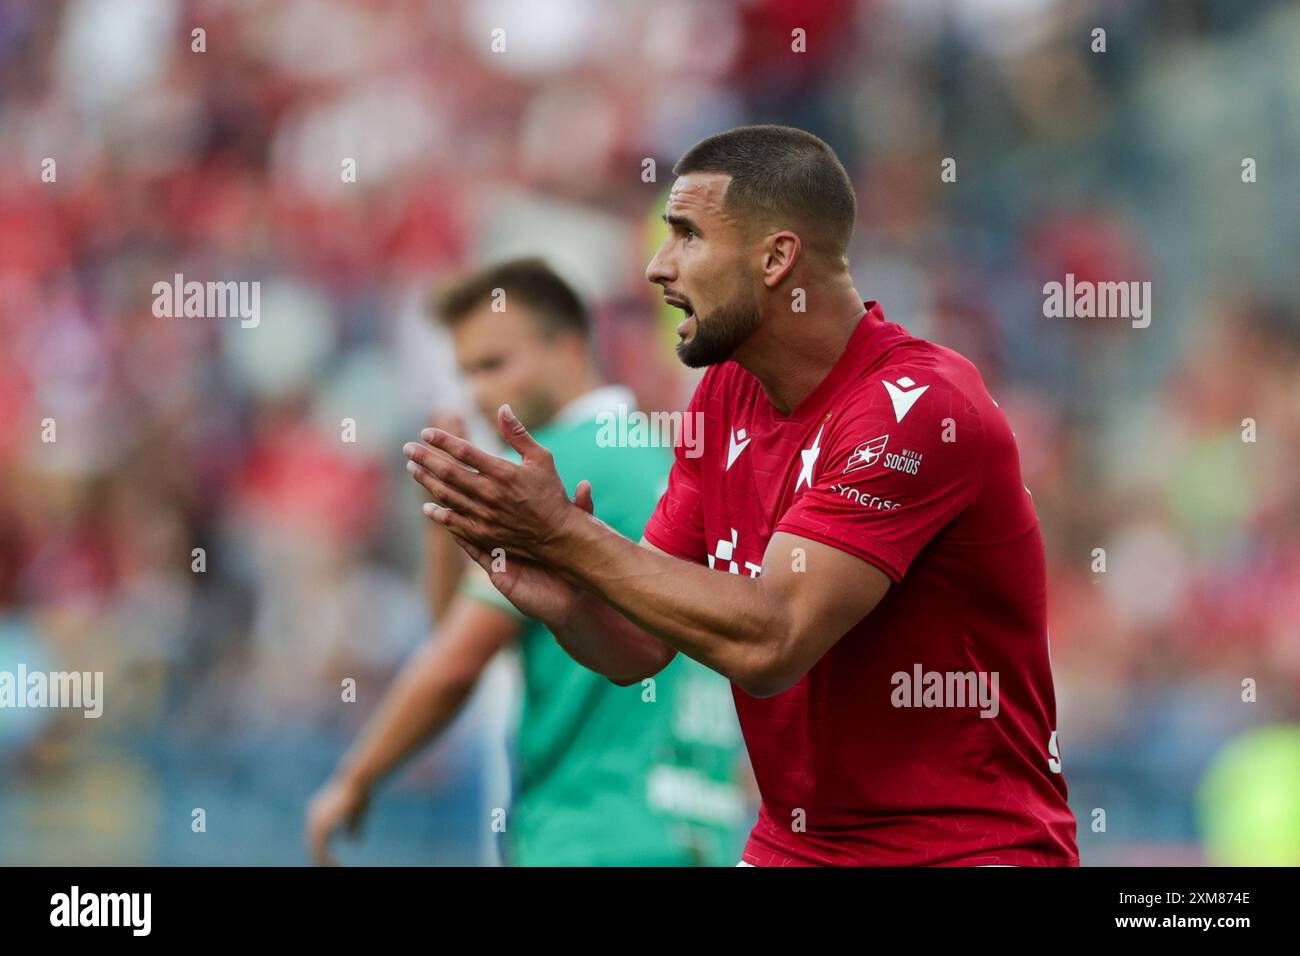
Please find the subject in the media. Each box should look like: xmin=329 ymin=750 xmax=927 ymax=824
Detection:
xmin=307 ymin=258 xmax=747 ymax=865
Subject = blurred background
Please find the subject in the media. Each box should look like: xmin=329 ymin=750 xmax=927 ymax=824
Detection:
xmin=1 ymin=0 xmax=1298 ymax=865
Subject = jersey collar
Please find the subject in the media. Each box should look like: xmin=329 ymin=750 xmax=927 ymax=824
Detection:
xmin=781 ymin=300 xmax=887 ymax=422
xmin=553 ymin=384 xmax=637 ymax=425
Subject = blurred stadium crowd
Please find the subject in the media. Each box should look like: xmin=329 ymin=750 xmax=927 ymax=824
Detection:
xmin=1 ymin=0 xmax=1297 ymax=864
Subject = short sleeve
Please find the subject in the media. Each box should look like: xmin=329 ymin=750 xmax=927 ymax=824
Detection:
xmin=775 ymin=380 xmax=983 ymax=583
xmin=642 ymin=378 xmax=709 ymax=565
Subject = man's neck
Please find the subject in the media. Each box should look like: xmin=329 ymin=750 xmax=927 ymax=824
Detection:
xmin=550 ymin=372 xmax=609 ymax=419
xmin=734 ymin=284 xmax=867 ymax=415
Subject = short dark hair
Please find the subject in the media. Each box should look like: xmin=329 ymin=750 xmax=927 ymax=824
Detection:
xmin=673 ymin=124 xmax=856 ymax=256
xmin=432 ymin=257 xmax=589 ymax=338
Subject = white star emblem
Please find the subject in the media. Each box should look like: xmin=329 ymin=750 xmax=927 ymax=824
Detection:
xmin=795 ymin=424 xmax=824 ymax=492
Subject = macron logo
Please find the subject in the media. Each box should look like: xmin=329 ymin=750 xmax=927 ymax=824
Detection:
xmin=726 ymin=427 xmax=751 ymax=471
xmin=883 ymin=376 xmax=929 ymax=422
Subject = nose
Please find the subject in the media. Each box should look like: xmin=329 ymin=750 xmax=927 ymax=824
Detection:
xmin=645 ymin=239 xmax=674 ymax=288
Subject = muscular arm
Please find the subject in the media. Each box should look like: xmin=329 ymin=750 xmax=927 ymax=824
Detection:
xmin=545 ymin=538 xmax=679 ymax=685
xmin=405 ymin=408 xmax=892 ymax=697
xmin=544 ymin=523 xmax=890 ymax=697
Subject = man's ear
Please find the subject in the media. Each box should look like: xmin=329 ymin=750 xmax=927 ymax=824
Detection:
xmin=761 ymin=231 xmax=801 ymax=288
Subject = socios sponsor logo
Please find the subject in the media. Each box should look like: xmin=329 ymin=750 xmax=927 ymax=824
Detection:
xmin=883 ymin=448 xmax=923 ymax=476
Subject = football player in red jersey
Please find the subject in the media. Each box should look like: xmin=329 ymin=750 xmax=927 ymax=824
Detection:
xmin=403 ymin=125 xmax=1079 ymax=866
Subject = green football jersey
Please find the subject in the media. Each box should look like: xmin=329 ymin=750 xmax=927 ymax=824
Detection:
xmin=459 ymin=387 xmax=748 ymax=865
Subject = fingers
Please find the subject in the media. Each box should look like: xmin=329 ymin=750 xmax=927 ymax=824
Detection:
xmin=417 ymin=428 xmax=512 ymax=478
xmin=424 ymin=498 xmax=494 ymax=545
xmin=497 ymin=404 xmax=550 ymax=463
xmin=306 ymin=813 xmax=339 ymax=868
xmin=446 ymin=523 xmax=529 ymax=588
xmin=404 ymin=440 xmax=497 ymax=499
xmin=417 ymin=413 xmax=465 ymax=469
xmin=406 ymin=419 xmax=565 ymax=557
xmin=444 ymin=522 xmax=525 ymax=578
xmin=408 ymin=459 xmax=489 ymax=519
xmin=574 ymin=479 xmax=594 ymax=515
xmin=445 ymin=527 xmax=493 ymax=568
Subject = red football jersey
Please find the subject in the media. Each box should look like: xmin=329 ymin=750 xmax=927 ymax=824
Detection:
xmin=644 ymin=302 xmax=1079 ymax=866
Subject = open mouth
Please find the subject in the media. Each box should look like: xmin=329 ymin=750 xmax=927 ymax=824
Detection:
xmin=664 ymin=295 xmax=695 ymax=336
xmin=674 ymin=307 xmax=695 ymax=339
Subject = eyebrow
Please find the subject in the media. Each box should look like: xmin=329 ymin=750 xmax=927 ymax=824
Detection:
xmin=662 ymin=212 xmax=702 ymax=235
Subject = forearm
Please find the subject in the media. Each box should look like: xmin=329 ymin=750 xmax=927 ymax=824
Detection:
xmin=405 ymin=413 xmax=882 ymax=700
xmin=542 ymin=516 xmax=782 ymax=691
xmin=334 ymin=640 xmax=474 ymax=790
xmin=424 ymin=524 xmax=467 ymax=622
xmin=549 ymin=588 xmax=677 ymax=685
